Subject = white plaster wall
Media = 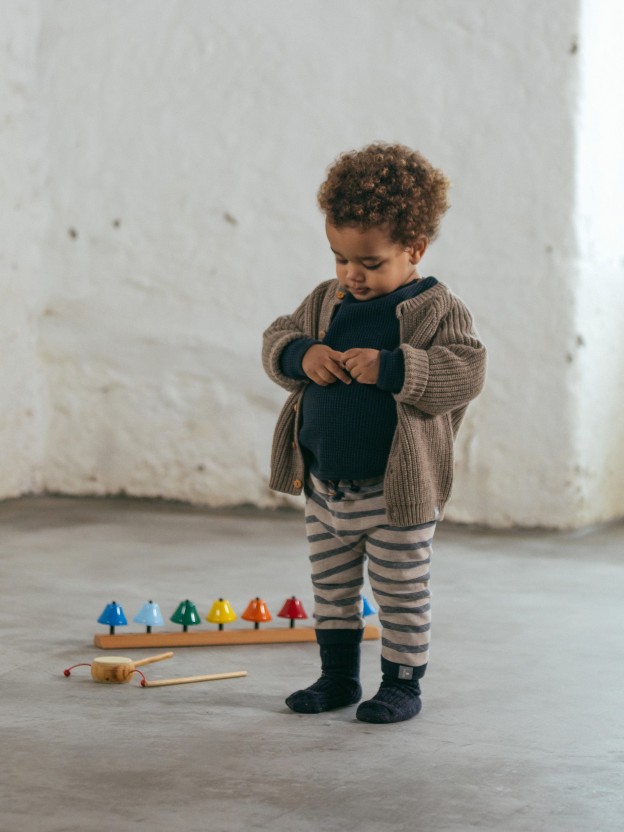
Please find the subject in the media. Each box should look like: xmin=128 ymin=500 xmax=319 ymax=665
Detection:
xmin=573 ymin=0 xmax=624 ymax=525
xmin=2 ymin=0 xmax=621 ymax=528
xmin=0 ymin=1 xmax=48 ymax=497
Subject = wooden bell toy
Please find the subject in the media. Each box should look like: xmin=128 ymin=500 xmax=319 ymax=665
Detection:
xmin=92 ymin=592 xmax=381 ymax=649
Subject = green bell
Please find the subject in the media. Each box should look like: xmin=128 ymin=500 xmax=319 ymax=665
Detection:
xmin=170 ymin=599 xmax=201 ymax=632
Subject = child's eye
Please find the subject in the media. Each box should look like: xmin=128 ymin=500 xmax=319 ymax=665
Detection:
xmin=364 ymin=262 xmax=383 ymax=271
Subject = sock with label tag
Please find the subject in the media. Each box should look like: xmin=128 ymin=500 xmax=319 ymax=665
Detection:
xmin=356 ymin=658 xmax=425 ymax=724
xmin=285 ymin=629 xmax=362 ymax=714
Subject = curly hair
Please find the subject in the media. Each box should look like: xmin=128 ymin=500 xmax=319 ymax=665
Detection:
xmin=317 ymin=143 xmax=450 ymax=245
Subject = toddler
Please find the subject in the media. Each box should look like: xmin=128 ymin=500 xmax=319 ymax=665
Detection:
xmin=262 ymin=143 xmax=486 ymax=723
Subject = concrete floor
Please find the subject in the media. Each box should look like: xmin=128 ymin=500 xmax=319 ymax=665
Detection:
xmin=0 ymin=497 xmax=622 ymax=832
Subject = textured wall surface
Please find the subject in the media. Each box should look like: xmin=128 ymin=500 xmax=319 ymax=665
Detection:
xmin=0 ymin=1 xmax=47 ymax=497
xmin=573 ymin=0 xmax=624 ymax=525
xmin=2 ymin=0 xmax=622 ymax=527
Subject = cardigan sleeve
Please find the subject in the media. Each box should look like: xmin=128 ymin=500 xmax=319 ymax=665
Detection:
xmin=262 ymin=282 xmax=330 ymax=392
xmin=394 ymin=297 xmax=486 ymax=414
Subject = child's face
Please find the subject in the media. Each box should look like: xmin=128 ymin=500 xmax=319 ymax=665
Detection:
xmin=326 ymin=222 xmax=427 ymax=301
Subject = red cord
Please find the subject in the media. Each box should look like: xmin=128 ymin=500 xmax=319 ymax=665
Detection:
xmin=131 ymin=669 xmax=147 ymax=685
xmin=63 ymin=663 xmax=92 ymax=677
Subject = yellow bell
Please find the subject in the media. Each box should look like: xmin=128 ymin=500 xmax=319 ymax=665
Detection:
xmin=206 ymin=598 xmax=237 ymax=630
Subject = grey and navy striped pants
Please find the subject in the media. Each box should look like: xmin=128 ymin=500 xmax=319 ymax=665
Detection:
xmin=306 ymin=474 xmax=437 ymax=670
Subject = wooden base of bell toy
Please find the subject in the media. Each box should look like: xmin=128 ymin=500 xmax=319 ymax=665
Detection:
xmin=94 ymin=624 xmax=380 ymax=649
xmin=93 ymin=595 xmax=380 ymax=650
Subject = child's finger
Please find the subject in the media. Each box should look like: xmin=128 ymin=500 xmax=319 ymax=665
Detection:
xmin=315 ymin=374 xmax=334 ymax=386
xmin=327 ymin=348 xmax=346 ymax=360
xmin=342 ymin=355 xmax=359 ymax=375
xmin=327 ymin=349 xmax=351 ymax=375
xmin=328 ymin=360 xmax=351 ymax=384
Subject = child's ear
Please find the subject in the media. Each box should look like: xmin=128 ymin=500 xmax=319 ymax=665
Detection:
xmin=408 ymin=235 xmax=428 ymax=264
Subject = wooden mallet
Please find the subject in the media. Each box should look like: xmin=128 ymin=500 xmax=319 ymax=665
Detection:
xmin=90 ymin=652 xmax=174 ymax=683
xmin=64 ymin=652 xmax=174 ymax=684
xmin=64 ymin=653 xmax=247 ymax=687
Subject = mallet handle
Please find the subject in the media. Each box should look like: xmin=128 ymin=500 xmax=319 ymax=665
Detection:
xmin=133 ymin=652 xmax=174 ymax=668
xmin=142 ymin=670 xmax=247 ymax=687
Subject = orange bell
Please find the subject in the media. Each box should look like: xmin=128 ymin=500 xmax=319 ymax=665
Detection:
xmin=241 ymin=597 xmax=272 ymax=630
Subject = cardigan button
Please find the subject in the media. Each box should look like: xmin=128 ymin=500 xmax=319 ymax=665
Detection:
xmin=319 ymin=330 xmax=326 ymax=338
xmin=336 ymin=290 xmax=345 ymax=300
xmin=293 ymin=403 xmax=298 ymax=412
xmin=293 ymin=479 xmax=302 ymax=489
xmin=291 ymin=441 xmax=296 ymax=449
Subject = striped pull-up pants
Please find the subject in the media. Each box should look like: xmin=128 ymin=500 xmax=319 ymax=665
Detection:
xmin=306 ymin=474 xmax=437 ymax=670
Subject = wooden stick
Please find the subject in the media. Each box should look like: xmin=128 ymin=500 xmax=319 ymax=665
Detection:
xmin=94 ymin=624 xmax=380 ymax=650
xmin=133 ymin=652 xmax=174 ymax=668
xmin=142 ymin=671 xmax=248 ymax=688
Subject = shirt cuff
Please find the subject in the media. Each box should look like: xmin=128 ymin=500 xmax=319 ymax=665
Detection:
xmin=279 ymin=337 xmax=320 ymax=380
xmin=377 ymin=348 xmax=405 ymax=393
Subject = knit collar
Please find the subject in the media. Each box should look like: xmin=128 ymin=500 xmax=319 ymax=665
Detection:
xmin=341 ymin=277 xmax=435 ymax=308
xmin=319 ymin=278 xmax=452 ymax=335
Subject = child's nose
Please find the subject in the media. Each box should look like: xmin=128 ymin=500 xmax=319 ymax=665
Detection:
xmin=345 ymin=262 xmax=364 ymax=282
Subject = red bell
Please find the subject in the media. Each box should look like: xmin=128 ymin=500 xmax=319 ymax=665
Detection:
xmin=277 ymin=596 xmax=308 ymax=628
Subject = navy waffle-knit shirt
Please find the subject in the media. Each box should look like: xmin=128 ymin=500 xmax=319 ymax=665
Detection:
xmin=279 ymin=277 xmax=438 ymax=481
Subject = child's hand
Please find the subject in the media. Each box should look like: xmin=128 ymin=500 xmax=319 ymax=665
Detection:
xmin=342 ymin=348 xmax=381 ymax=384
xmin=302 ymin=344 xmax=352 ymax=386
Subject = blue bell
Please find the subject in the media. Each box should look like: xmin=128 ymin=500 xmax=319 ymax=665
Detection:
xmin=97 ymin=601 xmax=128 ymax=634
xmin=133 ymin=600 xmax=164 ymax=633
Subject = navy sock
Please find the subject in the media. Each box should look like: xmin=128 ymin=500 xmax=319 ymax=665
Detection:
xmin=356 ymin=658 xmax=425 ymax=724
xmin=285 ymin=630 xmax=363 ymax=714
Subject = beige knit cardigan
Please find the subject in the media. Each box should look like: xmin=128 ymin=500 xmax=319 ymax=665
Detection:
xmin=262 ymin=279 xmax=486 ymax=526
